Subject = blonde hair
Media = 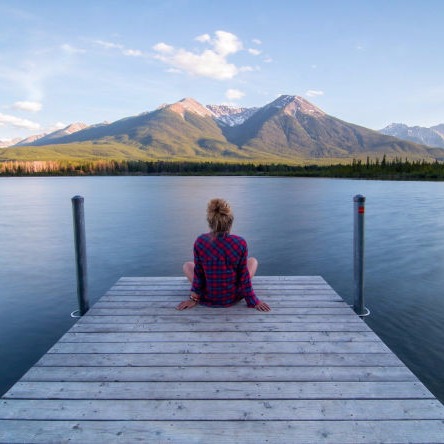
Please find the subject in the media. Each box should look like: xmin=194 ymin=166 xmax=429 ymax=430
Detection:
xmin=207 ymin=198 xmax=234 ymax=235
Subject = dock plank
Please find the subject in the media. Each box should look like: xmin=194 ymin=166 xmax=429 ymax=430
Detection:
xmin=1 ymin=275 xmax=443 ymax=444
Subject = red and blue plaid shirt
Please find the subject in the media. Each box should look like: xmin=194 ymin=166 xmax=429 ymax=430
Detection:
xmin=191 ymin=233 xmax=259 ymax=307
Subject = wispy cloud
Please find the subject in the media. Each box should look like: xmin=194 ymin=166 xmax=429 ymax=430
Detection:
xmin=225 ymin=89 xmax=245 ymax=100
xmin=94 ymin=39 xmax=124 ymax=50
xmin=248 ymin=48 xmax=262 ymax=56
xmin=94 ymin=39 xmax=144 ymax=57
xmin=153 ymin=31 xmax=253 ymax=80
xmin=0 ymin=112 xmax=41 ymax=130
xmin=305 ymin=90 xmax=324 ymax=97
xmin=60 ymin=44 xmax=86 ymax=54
xmin=13 ymin=101 xmax=42 ymax=112
xmin=252 ymin=38 xmax=262 ymax=45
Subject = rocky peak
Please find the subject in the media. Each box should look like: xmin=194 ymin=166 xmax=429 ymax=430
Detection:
xmin=163 ymin=97 xmax=214 ymax=118
xmin=15 ymin=133 xmax=47 ymax=146
xmin=267 ymin=95 xmax=325 ymax=117
xmin=0 ymin=137 xmax=21 ymax=148
xmin=61 ymin=122 xmax=89 ymax=135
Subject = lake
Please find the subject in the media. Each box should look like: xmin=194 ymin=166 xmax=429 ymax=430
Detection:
xmin=1 ymin=176 xmax=443 ymax=403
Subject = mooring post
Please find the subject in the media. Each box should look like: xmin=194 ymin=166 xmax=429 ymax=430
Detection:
xmin=353 ymin=194 xmax=369 ymax=316
xmin=72 ymin=195 xmax=89 ymax=316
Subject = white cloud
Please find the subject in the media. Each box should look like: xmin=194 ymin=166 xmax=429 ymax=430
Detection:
xmin=263 ymin=57 xmax=273 ymax=63
xmin=123 ymin=49 xmax=143 ymax=57
xmin=212 ymin=31 xmax=243 ymax=56
xmin=60 ymin=44 xmax=86 ymax=54
xmin=225 ymin=89 xmax=245 ymax=100
xmin=94 ymin=39 xmax=124 ymax=50
xmin=94 ymin=39 xmax=145 ymax=58
xmin=0 ymin=112 xmax=41 ymax=130
xmin=248 ymin=48 xmax=262 ymax=56
xmin=195 ymin=34 xmax=211 ymax=43
xmin=48 ymin=122 xmax=67 ymax=132
xmin=305 ymin=90 xmax=324 ymax=97
xmin=153 ymin=30 xmax=252 ymax=80
xmin=153 ymin=42 xmax=174 ymax=53
xmin=252 ymin=38 xmax=262 ymax=45
xmin=13 ymin=101 xmax=42 ymax=112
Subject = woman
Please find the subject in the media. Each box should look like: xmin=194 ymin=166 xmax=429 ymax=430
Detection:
xmin=176 ymin=198 xmax=271 ymax=312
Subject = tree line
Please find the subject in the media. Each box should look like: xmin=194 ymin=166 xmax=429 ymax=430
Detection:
xmin=1 ymin=157 xmax=444 ymax=180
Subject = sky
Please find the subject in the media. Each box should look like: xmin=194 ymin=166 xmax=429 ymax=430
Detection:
xmin=1 ymin=0 xmax=444 ymax=141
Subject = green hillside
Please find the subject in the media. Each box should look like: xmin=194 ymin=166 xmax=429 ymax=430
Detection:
xmin=3 ymin=95 xmax=444 ymax=164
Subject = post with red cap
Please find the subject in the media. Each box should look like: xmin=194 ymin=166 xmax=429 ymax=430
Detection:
xmin=353 ymin=195 xmax=369 ymax=316
xmin=72 ymin=195 xmax=89 ymax=316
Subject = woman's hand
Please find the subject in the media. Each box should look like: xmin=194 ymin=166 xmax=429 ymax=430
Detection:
xmin=176 ymin=299 xmax=198 ymax=310
xmin=255 ymin=301 xmax=271 ymax=312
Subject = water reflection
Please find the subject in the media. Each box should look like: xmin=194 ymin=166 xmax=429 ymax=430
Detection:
xmin=1 ymin=176 xmax=443 ymax=402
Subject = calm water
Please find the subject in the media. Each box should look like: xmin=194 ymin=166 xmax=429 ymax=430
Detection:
xmin=1 ymin=176 xmax=443 ymax=402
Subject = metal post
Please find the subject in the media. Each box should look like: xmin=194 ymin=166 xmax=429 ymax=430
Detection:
xmin=353 ymin=194 xmax=369 ymax=316
xmin=72 ymin=195 xmax=89 ymax=316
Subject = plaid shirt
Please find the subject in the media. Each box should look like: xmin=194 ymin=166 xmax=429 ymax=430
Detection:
xmin=191 ymin=233 xmax=259 ymax=307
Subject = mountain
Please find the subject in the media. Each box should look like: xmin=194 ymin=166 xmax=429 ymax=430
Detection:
xmin=0 ymin=138 xmax=21 ymax=148
xmin=21 ymin=98 xmax=244 ymax=159
xmin=14 ymin=133 xmax=47 ymax=146
xmin=14 ymin=123 xmax=89 ymax=147
xmin=221 ymin=95 xmax=438 ymax=159
xmin=380 ymin=123 xmax=444 ymax=148
xmin=11 ymin=122 xmax=88 ymax=146
xmin=4 ymin=95 xmax=444 ymax=162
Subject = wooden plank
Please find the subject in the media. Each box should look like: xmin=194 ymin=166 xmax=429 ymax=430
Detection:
xmin=77 ymin=314 xmax=363 ymax=324
xmin=105 ymin=289 xmax=342 ymax=296
xmin=1 ymin=420 xmax=444 ymax=443
xmin=21 ymin=365 xmax=415 ymax=382
xmin=86 ymin=307 xmax=355 ymax=316
xmin=101 ymin=294 xmax=345 ymax=301
xmin=47 ymin=340 xmax=391 ymax=354
xmin=2 ymin=399 xmax=443 ymax=421
xmin=58 ymin=331 xmax=380 ymax=343
xmin=110 ymin=284 xmax=336 ymax=291
xmin=71 ymin=321 xmax=373 ymax=332
xmin=93 ymin=301 xmax=348 ymax=309
xmin=2 ymin=275 xmax=443 ymax=444
xmin=5 ymin=380 xmax=434 ymax=400
xmin=35 ymin=352 xmax=402 ymax=368
xmin=118 ymin=276 xmax=327 ymax=281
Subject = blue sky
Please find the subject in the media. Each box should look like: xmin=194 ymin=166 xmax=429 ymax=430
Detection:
xmin=1 ymin=0 xmax=443 ymax=141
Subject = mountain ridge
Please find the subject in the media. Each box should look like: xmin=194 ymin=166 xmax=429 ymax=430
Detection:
xmin=380 ymin=123 xmax=444 ymax=148
xmin=2 ymin=95 xmax=444 ymax=162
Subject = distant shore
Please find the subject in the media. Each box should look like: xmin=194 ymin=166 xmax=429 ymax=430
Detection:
xmin=1 ymin=158 xmax=444 ymax=181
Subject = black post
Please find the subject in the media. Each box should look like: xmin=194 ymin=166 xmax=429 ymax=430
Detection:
xmin=72 ymin=195 xmax=89 ymax=315
xmin=353 ymin=194 xmax=369 ymax=316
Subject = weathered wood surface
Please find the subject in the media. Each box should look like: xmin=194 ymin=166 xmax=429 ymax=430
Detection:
xmin=1 ymin=276 xmax=443 ymax=444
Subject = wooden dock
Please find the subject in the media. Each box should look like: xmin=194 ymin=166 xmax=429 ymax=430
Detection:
xmin=1 ymin=276 xmax=444 ymax=443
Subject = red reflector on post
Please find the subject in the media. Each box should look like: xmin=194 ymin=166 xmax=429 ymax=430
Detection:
xmin=358 ymin=206 xmax=365 ymax=214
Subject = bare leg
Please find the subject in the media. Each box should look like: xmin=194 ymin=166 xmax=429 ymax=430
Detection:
xmin=183 ymin=261 xmax=194 ymax=283
xmin=247 ymin=257 xmax=258 ymax=278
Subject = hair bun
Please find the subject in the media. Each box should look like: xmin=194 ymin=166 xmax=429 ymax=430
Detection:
xmin=207 ymin=198 xmax=234 ymax=234
xmin=208 ymin=198 xmax=231 ymax=216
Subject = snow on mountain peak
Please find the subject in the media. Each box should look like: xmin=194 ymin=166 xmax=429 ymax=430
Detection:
xmin=206 ymin=104 xmax=258 ymax=127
